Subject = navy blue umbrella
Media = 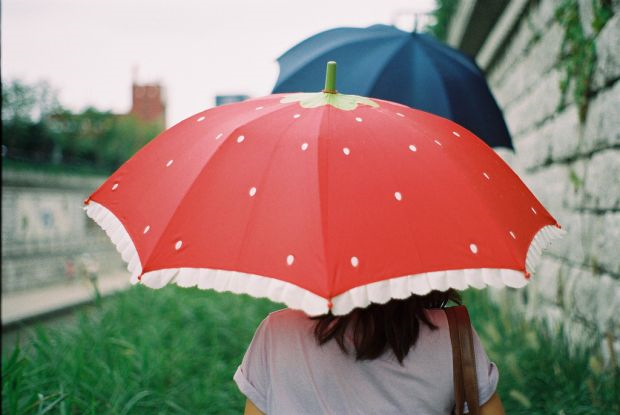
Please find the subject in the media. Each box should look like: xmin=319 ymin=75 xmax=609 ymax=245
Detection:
xmin=273 ymin=24 xmax=512 ymax=149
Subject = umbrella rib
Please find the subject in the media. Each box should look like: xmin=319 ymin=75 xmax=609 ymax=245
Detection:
xmin=359 ymin=110 xmax=427 ymax=277
xmin=452 ymin=137 xmax=525 ymax=269
xmin=412 ymin=40 xmax=455 ymax=121
xmin=140 ymin=104 xmax=298 ymax=273
xmin=232 ymin=107 xmax=310 ymax=269
xmin=366 ymin=36 xmax=412 ymax=99
xmin=276 ymin=26 xmax=402 ymax=62
xmin=275 ymin=33 xmax=404 ymax=91
xmin=418 ymin=34 xmax=482 ymax=78
xmin=416 ymin=38 xmax=512 ymax=149
xmin=317 ymin=105 xmax=333 ymax=299
xmin=404 ymin=111 xmax=523 ymax=270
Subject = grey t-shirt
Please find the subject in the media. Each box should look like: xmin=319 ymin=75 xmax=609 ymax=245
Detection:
xmin=234 ymin=308 xmax=498 ymax=414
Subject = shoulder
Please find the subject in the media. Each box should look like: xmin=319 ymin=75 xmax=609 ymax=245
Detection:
xmin=242 ymin=309 xmax=312 ymax=360
xmin=253 ymin=308 xmax=316 ymax=354
xmin=412 ymin=308 xmax=451 ymax=352
xmin=266 ymin=307 xmax=311 ymax=323
xmin=262 ymin=308 xmax=314 ymax=333
xmin=423 ymin=307 xmax=449 ymax=329
xmin=267 ymin=307 xmax=310 ymax=321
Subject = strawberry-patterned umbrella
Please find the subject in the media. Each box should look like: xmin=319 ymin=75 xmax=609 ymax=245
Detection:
xmin=85 ymin=62 xmax=563 ymax=316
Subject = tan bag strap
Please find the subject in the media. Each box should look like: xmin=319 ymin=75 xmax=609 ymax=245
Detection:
xmin=445 ymin=306 xmax=480 ymax=415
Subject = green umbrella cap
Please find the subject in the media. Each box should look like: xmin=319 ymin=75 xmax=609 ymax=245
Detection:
xmin=323 ymin=61 xmax=337 ymax=93
xmin=280 ymin=61 xmax=379 ymax=111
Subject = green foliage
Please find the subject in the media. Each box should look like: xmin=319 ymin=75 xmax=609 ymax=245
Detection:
xmin=426 ymin=0 xmax=459 ymax=41
xmin=464 ymin=290 xmax=619 ymax=414
xmin=555 ymin=0 xmax=614 ymax=122
xmin=1 ymin=159 xmax=112 ymax=177
xmin=1 ymin=80 xmax=60 ymax=123
xmin=2 ymin=79 xmax=162 ymax=173
xmin=568 ymin=167 xmax=583 ymax=191
xmin=2 ymin=287 xmax=280 ymax=414
xmin=48 ymin=108 xmax=161 ymax=169
xmin=102 ymin=115 xmax=162 ymax=167
xmin=591 ymin=0 xmax=614 ymax=33
xmin=555 ymin=0 xmax=595 ymax=121
xmin=2 ymin=80 xmax=61 ymax=163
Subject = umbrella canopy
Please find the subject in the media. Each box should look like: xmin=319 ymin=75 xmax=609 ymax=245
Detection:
xmin=273 ymin=24 xmax=513 ymax=149
xmin=86 ymin=63 xmax=561 ymax=316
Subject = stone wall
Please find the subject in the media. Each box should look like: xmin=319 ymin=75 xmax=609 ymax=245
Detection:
xmin=1 ymin=169 xmax=126 ymax=292
xmin=482 ymin=0 xmax=619 ymax=363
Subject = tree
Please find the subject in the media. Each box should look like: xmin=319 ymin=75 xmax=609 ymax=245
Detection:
xmin=3 ymin=79 xmax=163 ymax=172
xmin=102 ymin=114 xmax=162 ymax=168
xmin=2 ymin=79 xmax=60 ymax=122
xmin=2 ymin=80 xmax=61 ymax=162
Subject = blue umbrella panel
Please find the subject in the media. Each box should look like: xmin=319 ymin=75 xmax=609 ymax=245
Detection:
xmin=273 ymin=24 xmax=512 ymax=149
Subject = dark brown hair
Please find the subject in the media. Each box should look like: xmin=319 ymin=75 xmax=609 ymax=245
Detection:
xmin=313 ymin=290 xmax=461 ymax=364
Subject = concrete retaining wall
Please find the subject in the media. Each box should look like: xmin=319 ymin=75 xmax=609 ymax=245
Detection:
xmin=1 ymin=169 xmax=126 ymax=292
xmin=479 ymin=0 xmax=619 ymax=363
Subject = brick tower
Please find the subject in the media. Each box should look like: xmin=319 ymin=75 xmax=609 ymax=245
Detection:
xmin=130 ymin=83 xmax=166 ymax=129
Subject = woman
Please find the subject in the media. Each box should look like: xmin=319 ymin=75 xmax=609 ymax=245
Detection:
xmin=234 ymin=290 xmax=505 ymax=414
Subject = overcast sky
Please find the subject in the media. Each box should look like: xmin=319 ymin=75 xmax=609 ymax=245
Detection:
xmin=2 ymin=0 xmax=435 ymax=126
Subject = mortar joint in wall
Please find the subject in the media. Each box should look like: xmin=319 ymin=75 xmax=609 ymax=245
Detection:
xmin=525 ymin=143 xmax=620 ymax=174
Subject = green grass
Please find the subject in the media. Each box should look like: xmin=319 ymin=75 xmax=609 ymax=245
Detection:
xmin=2 ymin=287 xmax=280 ymax=414
xmin=463 ymin=290 xmax=619 ymax=414
xmin=3 ymin=286 xmax=618 ymax=414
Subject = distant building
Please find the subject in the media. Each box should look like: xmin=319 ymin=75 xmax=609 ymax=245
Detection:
xmin=130 ymin=83 xmax=166 ymax=129
xmin=215 ymin=94 xmax=249 ymax=106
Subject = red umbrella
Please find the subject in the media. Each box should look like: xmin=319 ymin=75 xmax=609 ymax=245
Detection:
xmin=85 ymin=62 xmax=563 ymax=316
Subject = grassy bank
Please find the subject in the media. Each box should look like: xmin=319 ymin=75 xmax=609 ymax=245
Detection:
xmin=2 ymin=287 xmax=280 ymax=414
xmin=464 ymin=290 xmax=619 ymax=414
xmin=3 ymin=286 xmax=618 ymax=414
